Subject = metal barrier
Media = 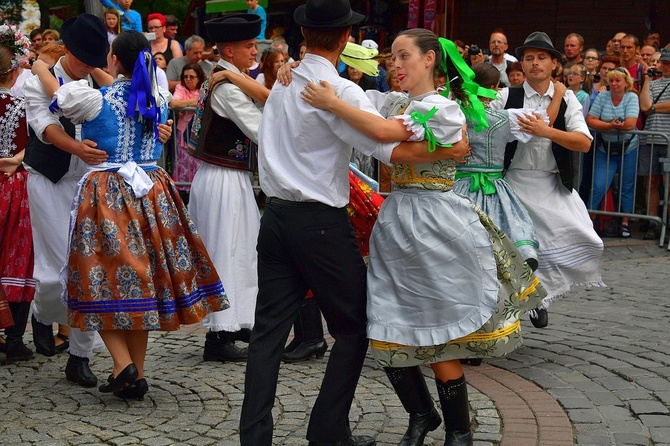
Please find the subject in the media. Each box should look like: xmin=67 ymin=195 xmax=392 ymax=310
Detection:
xmin=163 ymin=108 xmax=669 ymax=247
xmin=585 ymin=129 xmax=669 ymax=247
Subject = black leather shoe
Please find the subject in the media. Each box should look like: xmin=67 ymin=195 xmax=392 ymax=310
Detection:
xmin=114 ymin=378 xmax=149 ymax=401
xmin=445 ymin=430 xmax=473 ymax=446
xmin=529 ymin=308 xmax=549 ymax=329
xmin=282 ymin=339 xmax=328 ymax=362
xmin=31 ymin=315 xmax=55 ymax=356
xmin=308 ymin=435 xmax=376 ymax=446
xmin=54 ymin=332 xmax=69 ymax=354
xmin=99 ymin=363 xmax=138 ymax=393
xmin=65 ymin=355 xmax=98 ymax=387
xmin=203 ymin=331 xmax=248 ymax=362
xmin=4 ymin=340 xmax=34 ymax=364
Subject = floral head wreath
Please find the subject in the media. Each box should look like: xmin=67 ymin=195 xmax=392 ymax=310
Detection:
xmin=0 ymin=22 xmax=31 ymax=75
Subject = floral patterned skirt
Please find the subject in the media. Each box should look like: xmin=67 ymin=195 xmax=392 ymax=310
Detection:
xmin=0 ymin=170 xmax=35 ymax=305
xmin=65 ymin=168 xmax=229 ymax=331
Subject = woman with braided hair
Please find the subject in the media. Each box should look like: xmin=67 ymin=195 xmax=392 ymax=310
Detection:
xmin=299 ymin=29 xmax=546 ymax=446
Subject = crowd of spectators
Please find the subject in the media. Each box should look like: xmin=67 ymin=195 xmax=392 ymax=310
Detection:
xmin=13 ymin=11 xmax=670 ymax=243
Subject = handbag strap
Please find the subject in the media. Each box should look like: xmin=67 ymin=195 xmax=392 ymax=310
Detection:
xmin=653 ymin=81 xmax=670 ymax=104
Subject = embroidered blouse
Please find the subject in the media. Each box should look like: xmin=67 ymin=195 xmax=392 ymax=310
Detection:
xmin=0 ymin=89 xmax=27 ymax=159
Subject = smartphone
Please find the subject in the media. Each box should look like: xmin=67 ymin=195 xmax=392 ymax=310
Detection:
xmin=144 ymin=32 xmax=156 ymax=41
xmin=615 ymin=117 xmax=623 ymax=123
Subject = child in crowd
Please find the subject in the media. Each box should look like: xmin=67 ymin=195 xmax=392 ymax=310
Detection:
xmin=104 ymin=7 xmax=121 ymax=45
xmin=100 ymin=0 xmax=142 ymax=32
xmin=246 ymin=0 xmax=267 ymax=40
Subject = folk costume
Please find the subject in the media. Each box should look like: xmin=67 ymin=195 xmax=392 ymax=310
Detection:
xmin=23 ymin=16 xmax=108 ymax=379
xmin=490 ymin=32 xmax=605 ymax=308
xmin=239 ymin=1 xmax=399 ymax=443
xmin=365 ymin=89 xmax=546 ymax=367
xmin=453 ymin=105 xmax=543 ymax=266
xmin=0 ymin=24 xmax=36 ymax=359
xmin=187 ymin=14 xmax=262 ymax=360
xmin=51 ymin=55 xmax=228 ymax=332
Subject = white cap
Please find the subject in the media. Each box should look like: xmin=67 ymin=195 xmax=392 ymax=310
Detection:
xmin=361 ymin=39 xmax=379 ymax=50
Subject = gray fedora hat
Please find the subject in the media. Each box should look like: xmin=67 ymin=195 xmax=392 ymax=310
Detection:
xmin=515 ymin=31 xmax=562 ymax=60
xmin=294 ymin=0 xmax=364 ymax=29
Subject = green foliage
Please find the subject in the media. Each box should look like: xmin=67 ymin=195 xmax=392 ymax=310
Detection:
xmin=38 ymin=0 xmax=192 ymax=29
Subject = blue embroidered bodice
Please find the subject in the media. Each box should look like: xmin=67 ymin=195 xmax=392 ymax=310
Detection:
xmin=82 ymin=80 xmax=168 ymax=163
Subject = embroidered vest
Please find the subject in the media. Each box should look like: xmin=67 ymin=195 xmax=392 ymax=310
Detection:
xmin=503 ymin=86 xmax=573 ymax=190
xmin=187 ymin=66 xmax=257 ymax=172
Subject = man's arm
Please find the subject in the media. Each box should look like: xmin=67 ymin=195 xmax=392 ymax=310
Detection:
xmin=518 ymin=114 xmax=591 ymax=152
xmin=390 ymin=134 xmax=470 ymax=164
xmin=43 ymin=124 xmax=108 ymax=165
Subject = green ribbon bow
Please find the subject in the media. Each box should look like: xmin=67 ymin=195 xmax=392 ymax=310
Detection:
xmin=454 ymin=171 xmax=503 ymax=195
xmin=409 ymin=106 xmax=452 ymax=153
xmin=437 ymin=38 xmax=498 ymax=132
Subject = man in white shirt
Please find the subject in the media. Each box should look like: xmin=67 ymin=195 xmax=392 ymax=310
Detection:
xmin=490 ymin=31 xmax=602 ymax=329
xmin=23 ymin=14 xmax=111 ymax=387
xmin=188 ymin=14 xmax=263 ymax=364
xmin=239 ymin=1 xmax=470 ymax=445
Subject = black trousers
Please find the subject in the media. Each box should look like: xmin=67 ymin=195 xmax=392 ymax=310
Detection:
xmin=240 ymin=198 xmax=369 ymax=445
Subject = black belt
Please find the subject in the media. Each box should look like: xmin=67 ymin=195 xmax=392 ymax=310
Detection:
xmin=266 ymin=197 xmax=337 ymax=210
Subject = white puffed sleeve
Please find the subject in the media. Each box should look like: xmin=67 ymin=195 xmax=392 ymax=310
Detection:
xmin=391 ymin=95 xmax=465 ymax=145
xmin=53 ymin=80 xmax=103 ymax=124
xmin=506 ymin=108 xmax=549 ymax=143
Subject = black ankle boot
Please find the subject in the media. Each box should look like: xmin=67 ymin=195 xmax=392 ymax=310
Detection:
xmin=31 ymin=314 xmax=55 ymax=356
xmin=4 ymin=302 xmax=33 ymax=363
xmin=203 ymin=331 xmax=248 ymax=362
xmin=282 ymin=298 xmax=328 ymax=362
xmin=385 ymin=366 xmax=441 ymax=446
xmin=65 ymin=354 xmax=98 ymax=387
xmin=435 ymin=376 xmax=473 ymax=446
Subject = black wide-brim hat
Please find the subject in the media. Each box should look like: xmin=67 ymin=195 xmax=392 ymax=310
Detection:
xmin=205 ymin=13 xmax=261 ymax=43
xmin=515 ymin=31 xmax=563 ymax=61
xmin=61 ymin=13 xmax=109 ymax=68
xmin=294 ymin=0 xmax=365 ymax=29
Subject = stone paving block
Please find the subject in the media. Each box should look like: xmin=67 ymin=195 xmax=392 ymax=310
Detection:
xmin=628 ymin=399 xmax=670 ymax=415
xmin=583 ymin=391 xmax=624 ymax=406
xmin=575 ymin=434 xmax=614 ymax=445
xmin=636 ymin=377 xmax=670 ymax=392
xmin=557 ymin=397 xmax=595 ymax=409
xmin=595 ymin=376 xmax=639 ymax=391
xmin=638 ymin=414 xmax=670 ymax=426
xmin=568 ymin=408 xmax=604 ymax=423
xmin=613 ymin=432 xmax=652 ymax=445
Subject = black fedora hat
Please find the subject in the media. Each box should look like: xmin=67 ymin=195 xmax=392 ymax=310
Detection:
xmin=294 ymin=0 xmax=365 ymax=29
xmin=205 ymin=13 xmax=261 ymax=43
xmin=515 ymin=31 xmax=562 ymax=61
xmin=61 ymin=13 xmax=109 ymax=68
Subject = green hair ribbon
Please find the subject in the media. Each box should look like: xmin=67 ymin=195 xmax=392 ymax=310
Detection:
xmin=437 ymin=38 xmax=497 ymax=132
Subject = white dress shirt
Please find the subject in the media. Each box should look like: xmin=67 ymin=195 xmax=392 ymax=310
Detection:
xmin=490 ymin=81 xmax=591 ymax=173
xmin=258 ymin=53 xmax=398 ymax=208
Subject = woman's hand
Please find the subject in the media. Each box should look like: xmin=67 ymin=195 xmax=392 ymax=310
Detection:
xmin=609 ymin=117 xmax=625 ymax=130
xmin=301 ymin=80 xmax=338 ymax=110
xmin=158 ymin=120 xmax=173 ymax=144
xmin=553 ymin=80 xmax=567 ymax=98
xmin=31 ymin=58 xmax=49 ymax=75
xmin=276 ymin=61 xmax=300 ymax=86
xmin=0 ymin=156 xmax=23 ymax=176
xmin=448 ymin=125 xmax=472 ymax=163
xmin=209 ymin=69 xmax=231 ymax=87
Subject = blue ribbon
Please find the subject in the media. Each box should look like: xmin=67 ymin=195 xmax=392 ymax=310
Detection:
xmin=127 ymin=48 xmax=160 ymax=138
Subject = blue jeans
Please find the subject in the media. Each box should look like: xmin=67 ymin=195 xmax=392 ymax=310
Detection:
xmin=588 ymin=146 xmax=638 ymax=213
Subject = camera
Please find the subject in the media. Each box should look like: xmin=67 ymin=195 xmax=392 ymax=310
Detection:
xmin=593 ymin=73 xmax=601 ymax=82
xmin=468 ymin=44 xmax=480 ymax=56
xmin=646 ymin=68 xmax=662 ymax=78
xmin=615 ymin=117 xmax=623 ymax=124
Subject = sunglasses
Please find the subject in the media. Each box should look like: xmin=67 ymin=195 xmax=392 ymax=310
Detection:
xmin=183 ymin=75 xmax=198 ymax=79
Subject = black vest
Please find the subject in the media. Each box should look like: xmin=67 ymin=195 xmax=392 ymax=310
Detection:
xmin=23 ymin=68 xmax=87 ymax=184
xmin=503 ymin=86 xmax=573 ymax=190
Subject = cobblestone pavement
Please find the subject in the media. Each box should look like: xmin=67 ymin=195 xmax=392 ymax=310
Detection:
xmin=1 ymin=237 xmax=669 ymax=446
